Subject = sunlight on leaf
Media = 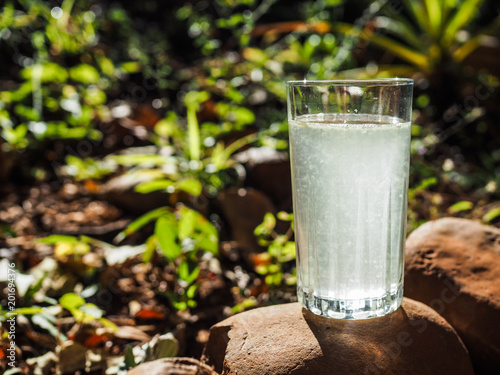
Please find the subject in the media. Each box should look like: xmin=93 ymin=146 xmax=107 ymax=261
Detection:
xmin=69 ymin=64 xmax=101 ymax=84
xmin=155 ymin=216 xmax=181 ymax=260
xmin=59 ymin=293 xmax=85 ymax=310
xmin=483 ymin=207 xmax=500 ymax=223
xmin=448 ymin=201 xmax=473 ymax=214
xmin=176 ymin=178 xmax=203 ymax=196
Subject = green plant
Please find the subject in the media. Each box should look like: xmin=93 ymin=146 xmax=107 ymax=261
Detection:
xmin=334 ymin=0 xmax=500 ymax=75
xmin=116 ymin=205 xmax=218 ymax=311
xmin=107 ymin=90 xmax=261 ymax=198
xmin=59 ymin=292 xmax=116 ymax=329
xmin=0 ymin=0 xmax=171 ymax=153
xmin=1 ymin=292 xmax=116 ymax=342
xmin=0 ymin=1 xmax=103 ymax=147
xmin=254 ymin=212 xmax=296 ymax=287
xmin=61 ymin=155 xmax=116 ymax=181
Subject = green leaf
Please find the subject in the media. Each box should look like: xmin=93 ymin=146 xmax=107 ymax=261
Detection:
xmin=373 ymin=16 xmax=424 ymax=51
xmin=334 ymin=22 xmax=429 ymax=69
xmin=5 ymin=306 xmax=44 ymax=318
xmin=448 ymin=201 xmax=473 ymax=214
xmin=143 ymin=235 xmax=157 ymax=263
xmin=402 ymin=0 xmax=431 ymax=35
xmin=124 ymin=346 xmax=136 ymax=368
xmin=243 ymin=47 xmax=269 ymax=65
xmin=186 ymin=284 xmax=198 ymax=299
xmin=96 ymin=55 xmax=115 ymax=76
xmin=155 ymin=217 xmax=181 ymax=260
xmin=176 ymin=178 xmax=203 ymax=196
xmin=418 ymin=177 xmax=438 ymax=190
xmin=178 ymin=207 xmax=197 ymax=241
xmin=69 ymin=64 xmax=100 ymax=84
xmin=197 ymin=234 xmax=219 ymax=254
xmin=217 ymin=13 xmax=245 ymax=28
xmin=185 ymin=91 xmax=209 ymax=161
xmin=0 ymin=3 xmax=15 ymax=29
xmin=2 ymin=123 xmax=28 ymax=147
xmin=279 ymin=241 xmax=296 ymax=262
xmin=452 ymin=16 xmax=500 ymax=61
xmin=116 ymin=207 xmax=171 ymax=242
xmin=277 ymin=211 xmax=293 ymax=221
xmin=59 ymin=293 xmax=85 ymax=310
xmin=442 ymin=0 xmax=485 ymax=46
xmin=362 ymin=30 xmax=429 ymax=69
xmin=231 ymin=297 xmax=257 ymax=314
xmin=172 ymin=301 xmax=187 ymax=311
xmin=98 ymin=317 xmax=118 ymax=330
xmin=155 ymin=113 xmax=182 ymax=138
xmin=37 ymin=235 xmax=79 ymax=245
xmin=189 ymin=208 xmax=218 ymax=239
xmin=254 ymin=213 xmax=276 ymax=236
xmin=178 ymin=260 xmax=199 ymax=284
xmin=423 ymin=0 xmax=442 ymax=37
xmin=14 ymin=104 xmax=40 ymax=121
xmin=217 ymin=103 xmax=255 ymax=127
xmin=21 ymin=62 xmax=68 ymax=83
xmin=135 ymin=179 xmax=174 ymax=194
xmin=483 ymin=207 xmax=500 ymax=223
xmin=84 ymin=86 xmax=107 ymax=106
xmin=108 ymin=154 xmax=167 ymax=167
xmin=120 ymin=61 xmax=141 ymax=73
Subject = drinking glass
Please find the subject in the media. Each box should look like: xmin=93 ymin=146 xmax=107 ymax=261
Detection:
xmin=287 ymin=79 xmax=413 ymax=319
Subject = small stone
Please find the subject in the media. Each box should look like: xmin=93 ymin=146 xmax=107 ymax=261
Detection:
xmin=100 ymin=174 xmax=169 ymax=214
xmin=234 ymin=147 xmax=292 ymax=211
xmin=216 ymin=187 xmax=276 ymax=256
xmin=201 ymin=300 xmax=473 ymax=375
xmin=405 ymin=217 xmax=500 ymax=374
xmin=126 ymin=357 xmax=219 ymax=375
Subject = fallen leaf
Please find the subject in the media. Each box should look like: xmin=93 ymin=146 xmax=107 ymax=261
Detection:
xmin=135 ymin=309 xmax=165 ymax=320
xmin=113 ymin=325 xmax=151 ymax=342
xmin=84 ymin=179 xmax=100 ymax=193
xmin=84 ymin=334 xmax=108 ymax=348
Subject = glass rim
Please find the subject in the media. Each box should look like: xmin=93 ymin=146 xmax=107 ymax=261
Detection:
xmin=286 ymin=78 xmax=413 ymax=87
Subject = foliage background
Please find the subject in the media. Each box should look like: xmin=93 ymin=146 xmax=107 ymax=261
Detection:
xmin=0 ymin=0 xmax=500 ymax=373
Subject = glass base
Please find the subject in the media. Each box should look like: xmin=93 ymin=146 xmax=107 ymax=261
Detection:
xmin=298 ymin=286 xmax=403 ymax=320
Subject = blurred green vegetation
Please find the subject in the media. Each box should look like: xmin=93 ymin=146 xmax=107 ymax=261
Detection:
xmin=1 ymin=0 xmax=500 ymax=329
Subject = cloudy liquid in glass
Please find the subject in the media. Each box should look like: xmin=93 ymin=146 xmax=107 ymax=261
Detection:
xmin=289 ymin=113 xmax=411 ymax=319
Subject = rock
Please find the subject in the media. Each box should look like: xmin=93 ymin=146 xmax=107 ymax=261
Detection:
xmin=216 ymin=187 xmax=276 ymax=255
xmin=0 ymin=140 xmax=14 ymax=182
xmin=405 ymin=217 xmax=500 ymax=374
xmin=234 ymin=147 xmax=292 ymax=211
xmin=100 ymin=173 xmax=169 ymax=214
xmin=126 ymin=358 xmax=219 ymax=375
xmin=201 ymin=299 xmax=473 ymax=375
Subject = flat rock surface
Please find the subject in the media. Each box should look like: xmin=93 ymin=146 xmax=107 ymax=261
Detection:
xmin=201 ymin=299 xmax=473 ymax=375
xmin=126 ymin=358 xmax=219 ymax=375
xmin=405 ymin=217 xmax=500 ymax=374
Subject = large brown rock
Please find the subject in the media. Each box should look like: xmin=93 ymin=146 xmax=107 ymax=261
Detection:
xmin=405 ymin=217 xmax=500 ymax=374
xmin=127 ymin=358 xmax=219 ymax=375
xmin=201 ymin=300 xmax=473 ymax=375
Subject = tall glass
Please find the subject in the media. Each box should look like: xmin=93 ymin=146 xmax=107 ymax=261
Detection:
xmin=287 ymin=79 xmax=413 ymax=319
